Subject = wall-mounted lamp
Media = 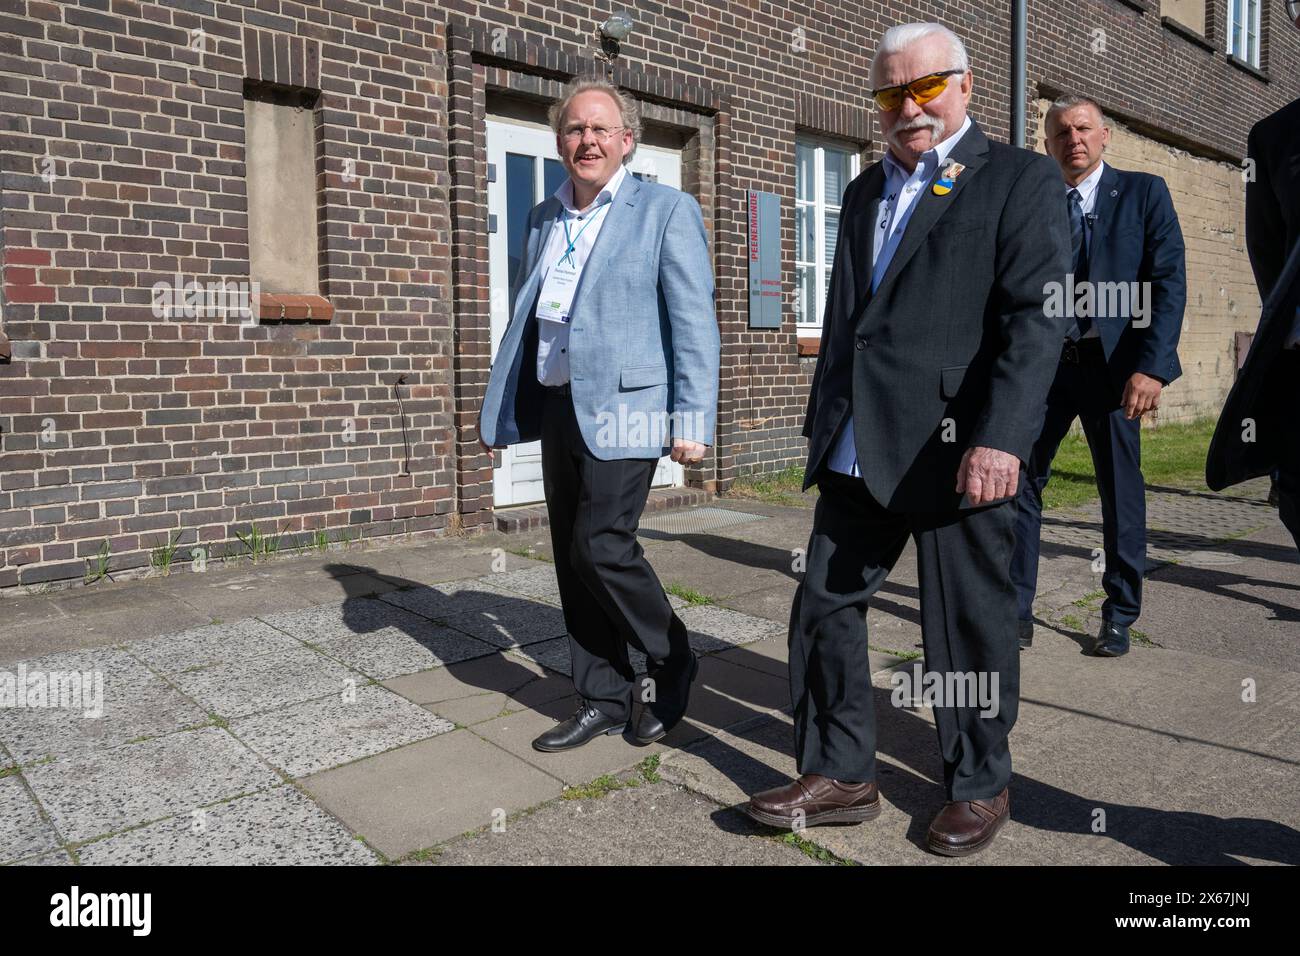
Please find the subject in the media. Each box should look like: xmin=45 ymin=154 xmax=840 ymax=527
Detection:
xmin=598 ymin=11 xmax=635 ymax=60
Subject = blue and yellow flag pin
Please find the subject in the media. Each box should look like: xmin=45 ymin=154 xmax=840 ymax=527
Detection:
xmin=933 ymin=160 xmax=966 ymax=196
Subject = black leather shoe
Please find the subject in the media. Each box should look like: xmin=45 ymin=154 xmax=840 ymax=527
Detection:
xmin=532 ymin=701 xmax=628 ymax=753
xmin=1092 ymin=620 xmax=1130 ymax=657
xmin=633 ymin=652 xmax=699 ymax=745
xmin=1018 ymin=619 xmax=1034 ymax=650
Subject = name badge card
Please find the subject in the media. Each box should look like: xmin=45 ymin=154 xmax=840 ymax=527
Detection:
xmin=536 ymin=260 xmax=579 ymax=324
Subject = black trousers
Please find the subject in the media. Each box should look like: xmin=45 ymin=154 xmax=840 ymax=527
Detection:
xmin=790 ymin=470 xmax=1020 ymax=801
xmin=1265 ymin=349 xmax=1300 ymax=553
xmin=1012 ymin=339 xmax=1146 ymax=626
xmin=540 ymin=386 xmax=690 ymax=723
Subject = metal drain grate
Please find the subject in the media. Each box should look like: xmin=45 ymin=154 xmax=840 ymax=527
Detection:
xmin=638 ymin=506 xmax=766 ymax=537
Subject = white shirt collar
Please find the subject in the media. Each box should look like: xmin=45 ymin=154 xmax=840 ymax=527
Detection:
xmin=883 ymin=114 xmax=974 ymax=183
xmin=1069 ymin=160 xmax=1106 ymax=207
xmin=556 ymin=162 xmax=628 ymax=216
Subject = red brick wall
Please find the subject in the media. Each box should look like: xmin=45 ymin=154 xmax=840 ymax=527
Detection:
xmin=1 ymin=0 xmax=1298 ymax=589
xmin=0 ymin=0 xmax=455 ymax=588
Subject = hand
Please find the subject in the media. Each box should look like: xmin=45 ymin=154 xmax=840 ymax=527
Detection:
xmin=671 ymin=438 xmax=708 ymax=465
xmin=478 ymin=438 xmax=499 ymax=456
xmin=1122 ymin=372 xmax=1162 ymax=420
xmin=956 ymin=446 xmax=1020 ymax=505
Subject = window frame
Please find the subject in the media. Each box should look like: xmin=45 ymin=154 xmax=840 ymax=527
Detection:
xmin=1226 ymin=0 xmax=1262 ymax=67
xmin=794 ymin=135 xmax=861 ymax=335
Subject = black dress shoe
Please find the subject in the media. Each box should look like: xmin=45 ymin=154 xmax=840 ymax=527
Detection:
xmin=1092 ymin=620 xmax=1130 ymax=657
xmin=532 ymin=701 xmax=628 ymax=753
xmin=1017 ymin=619 xmax=1034 ymax=650
xmin=633 ymin=652 xmax=699 ymax=745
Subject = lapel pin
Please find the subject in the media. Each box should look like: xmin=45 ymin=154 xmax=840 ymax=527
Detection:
xmin=933 ymin=160 xmax=966 ymax=196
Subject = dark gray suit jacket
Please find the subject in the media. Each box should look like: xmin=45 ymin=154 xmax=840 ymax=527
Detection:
xmin=801 ymin=120 xmax=1073 ymax=511
xmin=1206 ymin=99 xmax=1300 ymax=490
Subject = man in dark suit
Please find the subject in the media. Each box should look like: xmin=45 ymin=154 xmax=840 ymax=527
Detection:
xmin=1011 ymin=95 xmax=1186 ymax=658
xmin=745 ymin=22 xmax=1071 ymax=856
xmin=1206 ymin=0 xmax=1300 ymax=550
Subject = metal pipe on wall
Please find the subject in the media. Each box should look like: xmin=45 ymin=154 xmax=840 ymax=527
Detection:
xmin=1011 ymin=0 xmax=1028 ymax=147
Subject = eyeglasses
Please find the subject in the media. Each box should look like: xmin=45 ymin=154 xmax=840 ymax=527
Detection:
xmin=560 ymin=124 xmax=627 ymax=143
xmin=870 ymin=69 xmax=964 ymax=112
xmin=1289 ymin=0 xmax=1300 ymax=21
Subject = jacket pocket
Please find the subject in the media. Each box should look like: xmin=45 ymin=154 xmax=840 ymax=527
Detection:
xmin=940 ymin=364 xmax=968 ymax=400
xmin=620 ymin=363 xmax=669 ymax=389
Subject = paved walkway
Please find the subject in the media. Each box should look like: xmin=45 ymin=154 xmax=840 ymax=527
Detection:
xmin=1 ymin=479 xmax=1296 ymax=865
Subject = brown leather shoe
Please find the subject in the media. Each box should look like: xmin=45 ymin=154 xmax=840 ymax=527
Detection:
xmin=746 ymin=773 xmax=881 ymax=828
xmin=926 ymin=787 xmax=1010 ymax=857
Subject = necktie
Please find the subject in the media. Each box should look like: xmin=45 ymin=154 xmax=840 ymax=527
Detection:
xmin=1067 ymin=188 xmax=1091 ymax=339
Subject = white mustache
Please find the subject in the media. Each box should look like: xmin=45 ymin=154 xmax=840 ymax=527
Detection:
xmin=889 ymin=114 xmax=951 ymax=145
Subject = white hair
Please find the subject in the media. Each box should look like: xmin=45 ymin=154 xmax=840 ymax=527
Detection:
xmin=869 ymin=22 xmax=970 ymax=88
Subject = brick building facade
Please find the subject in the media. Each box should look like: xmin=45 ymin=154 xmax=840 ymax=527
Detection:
xmin=1 ymin=0 xmax=1297 ymax=590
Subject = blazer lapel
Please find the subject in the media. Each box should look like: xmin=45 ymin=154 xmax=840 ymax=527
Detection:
xmin=852 ymin=163 xmax=886 ymax=305
xmin=1088 ymin=163 xmax=1122 ymax=255
xmin=867 ymin=122 xmax=991 ymax=308
xmin=566 ymin=171 xmax=642 ymax=319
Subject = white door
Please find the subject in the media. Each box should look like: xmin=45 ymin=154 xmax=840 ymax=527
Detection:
xmin=486 ymin=116 xmax=685 ymax=506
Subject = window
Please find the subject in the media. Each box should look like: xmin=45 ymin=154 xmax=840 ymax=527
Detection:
xmin=1226 ymin=0 xmax=1261 ymax=67
xmin=795 ymin=138 xmax=859 ymax=333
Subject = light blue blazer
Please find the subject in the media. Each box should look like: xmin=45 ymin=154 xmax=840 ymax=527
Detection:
xmin=478 ymin=171 xmax=719 ymax=460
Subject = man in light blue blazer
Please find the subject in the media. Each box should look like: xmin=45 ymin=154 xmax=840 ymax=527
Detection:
xmin=478 ymin=78 xmax=720 ymax=753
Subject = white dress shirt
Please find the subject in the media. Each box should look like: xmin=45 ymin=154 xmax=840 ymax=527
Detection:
xmin=827 ymin=115 xmax=974 ymax=478
xmin=1068 ymin=160 xmax=1106 ymax=340
xmin=534 ymin=162 xmax=628 ymax=386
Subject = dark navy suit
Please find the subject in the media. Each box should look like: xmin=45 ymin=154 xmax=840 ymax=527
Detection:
xmin=1012 ymin=163 xmax=1186 ymax=628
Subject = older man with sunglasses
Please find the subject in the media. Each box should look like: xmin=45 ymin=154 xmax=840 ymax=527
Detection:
xmin=746 ymin=22 xmax=1071 ymax=856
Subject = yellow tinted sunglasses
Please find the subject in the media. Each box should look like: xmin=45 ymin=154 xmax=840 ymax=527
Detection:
xmin=871 ymin=69 xmax=964 ymax=111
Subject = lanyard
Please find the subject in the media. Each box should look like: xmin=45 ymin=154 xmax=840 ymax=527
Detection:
xmin=557 ymin=201 xmax=611 ymax=268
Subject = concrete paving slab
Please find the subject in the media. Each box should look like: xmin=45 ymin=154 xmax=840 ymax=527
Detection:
xmin=484 ymin=564 xmax=564 ymax=603
xmin=228 ymin=684 xmax=455 ymax=778
xmin=0 ymin=647 xmax=209 ymax=764
xmin=22 ymin=726 xmax=281 ymax=844
xmin=0 ymin=775 xmax=62 ymax=864
xmin=427 ymin=693 xmax=513 ymax=726
xmin=378 ymin=579 xmax=519 ymax=619
xmin=76 ymin=784 xmax=381 ymax=866
xmin=313 ymin=627 xmax=498 ymax=682
xmin=429 ymin=781 xmax=817 ymax=866
xmin=469 ymin=694 xmax=661 ymax=788
xmin=382 ymin=652 xmax=549 ymax=707
xmin=442 ymin=601 xmax=570 ymax=649
xmin=168 ymin=645 xmax=364 ymax=720
xmin=13 ymin=849 xmax=75 ymax=865
xmin=0 ymin=594 xmax=213 ymax=664
xmin=302 ymin=731 xmax=565 ymax=859
xmin=125 ymin=619 xmax=303 ymax=674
